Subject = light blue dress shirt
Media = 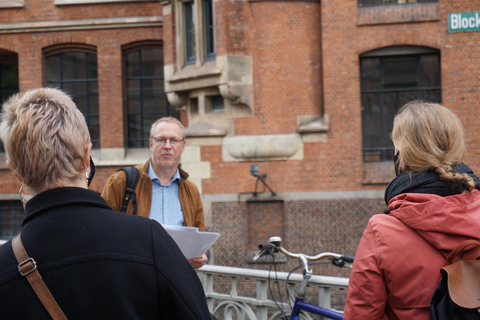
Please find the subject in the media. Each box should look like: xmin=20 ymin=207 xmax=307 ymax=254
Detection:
xmin=147 ymin=161 xmax=184 ymax=226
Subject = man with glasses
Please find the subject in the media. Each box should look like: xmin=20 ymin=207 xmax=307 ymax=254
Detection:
xmin=101 ymin=117 xmax=208 ymax=269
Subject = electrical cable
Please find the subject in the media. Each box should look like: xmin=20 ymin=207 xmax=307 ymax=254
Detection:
xmin=268 ymin=254 xmax=288 ymax=320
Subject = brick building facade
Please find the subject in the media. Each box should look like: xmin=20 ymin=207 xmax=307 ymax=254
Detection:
xmin=1 ymin=0 xmax=480 ymax=296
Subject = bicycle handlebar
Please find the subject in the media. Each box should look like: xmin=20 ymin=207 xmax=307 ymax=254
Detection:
xmin=255 ymin=237 xmax=354 ymax=266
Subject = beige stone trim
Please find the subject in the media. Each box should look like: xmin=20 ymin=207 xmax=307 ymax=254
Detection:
xmin=357 ymin=2 xmax=439 ymax=25
xmin=55 ymin=0 xmax=153 ymax=5
xmin=0 ymin=0 xmax=24 ymax=8
xmin=0 ymin=16 xmax=162 ymax=34
xmin=222 ymin=134 xmax=304 ymax=162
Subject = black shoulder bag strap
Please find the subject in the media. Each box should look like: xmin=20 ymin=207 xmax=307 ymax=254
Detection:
xmin=12 ymin=234 xmax=68 ymax=320
xmin=119 ymin=166 xmax=140 ymax=215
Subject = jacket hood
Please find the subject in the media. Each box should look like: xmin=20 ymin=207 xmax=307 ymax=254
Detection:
xmin=388 ymin=189 xmax=480 ymax=252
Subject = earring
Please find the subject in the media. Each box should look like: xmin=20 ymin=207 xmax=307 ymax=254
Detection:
xmin=19 ymin=185 xmax=28 ymax=208
xmin=85 ymin=163 xmax=89 ymax=181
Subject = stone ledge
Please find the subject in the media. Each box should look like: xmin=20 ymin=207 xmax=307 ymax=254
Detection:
xmin=222 ymin=134 xmax=304 ymax=162
xmin=0 ymin=16 xmax=162 ymax=34
xmin=0 ymin=0 xmax=24 ymax=8
xmin=357 ymin=2 xmax=439 ymax=26
xmin=55 ymin=0 xmax=154 ymax=5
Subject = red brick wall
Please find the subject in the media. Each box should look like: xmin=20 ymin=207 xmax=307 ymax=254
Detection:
xmin=209 ymin=197 xmax=388 ymax=310
xmin=0 ymin=0 xmax=163 ymax=194
xmin=0 ymin=1 xmax=161 ymax=23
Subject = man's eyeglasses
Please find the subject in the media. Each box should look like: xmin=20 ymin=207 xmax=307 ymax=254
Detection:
xmin=152 ymin=137 xmax=185 ymax=147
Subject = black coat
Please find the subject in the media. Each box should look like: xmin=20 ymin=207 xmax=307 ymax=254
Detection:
xmin=0 ymin=187 xmax=212 ymax=319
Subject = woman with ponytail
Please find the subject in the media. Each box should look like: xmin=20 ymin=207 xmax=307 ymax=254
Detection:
xmin=344 ymin=101 xmax=480 ymax=320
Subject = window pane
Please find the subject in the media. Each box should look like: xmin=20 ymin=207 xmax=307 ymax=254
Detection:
xmin=185 ymin=1 xmax=196 ymax=63
xmin=63 ymin=82 xmax=88 ymax=114
xmin=127 ymin=79 xmax=141 ymax=114
xmin=63 ymin=52 xmax=86 ymax=80
xmin=141 ymin=48 xmax=164 ymax=78
xmin=383 ymin=90 xmax=418 ymax=140
xmin=46 ymin=55 xmax=61 ymax=82
xmin=421 ymin=89 xmax=442 ymax=102
xmin=212 ymin=95 xmax=224 ymax=112
xmin=89 ymin=115 xmax=100 ymax=148
xmin=127 ymin=114 xmax=142 ymax=144
xmin=87 ymin=53 xmax=98 ymax=79
xmin=420 ymin=54 xmax=440 ymax=87
xmin=126 ymin=51 xmax=140 ymax=78
xmin=361 ymin=93 xmax=382 ymax=149
xmin=124 ymin=46 xmax=178 ymax=148
xmin=88 ymin=82 xmax=99 ymax=114
xmin=360 ymin=50 xmax=441 ymax=162
xmin=46 ymin=52 xmax=100 ymax=148
xmin=142 ymin=79 xmax=165 ymax=114
xmin=0 ymin=54 xmax=18 ymax=153
xmin=205 ymin=0 xmax=215 ymax=59
xmin=382 ymin=56 xmax=418 ymax=88
xmin=361 ymin=57 xmax=381 ymax=90
xmin=0 ymin=201 xmax=24 ymax=239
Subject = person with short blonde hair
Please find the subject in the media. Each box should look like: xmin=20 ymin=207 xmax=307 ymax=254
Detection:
xmin=344 ymin=101 xmax=480 ymax=320
xmin=0 ymin=88 xmax=91 ymax=193
xmin=0 ymin=88 xmax=211 ymax=319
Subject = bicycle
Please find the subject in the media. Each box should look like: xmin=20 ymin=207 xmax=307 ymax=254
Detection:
xmin=254 ymin=236 xmax=354 ymax=320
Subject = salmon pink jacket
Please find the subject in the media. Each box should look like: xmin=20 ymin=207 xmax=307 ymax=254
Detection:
xmin=344 ymin=189 xmax=480 ymax=320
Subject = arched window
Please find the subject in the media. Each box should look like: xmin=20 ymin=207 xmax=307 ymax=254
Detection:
xmin=123 ymin=42 xmax=179 ymax=148
xmin=360 ymin=45 xmax=441 ymax=162
xmin=0 ymin=49 xmax=19 ymax=153
xmin=44 ymin=44 xmax=100 ymax=148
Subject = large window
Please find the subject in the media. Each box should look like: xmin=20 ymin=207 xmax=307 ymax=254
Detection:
xmin=0 ymin=201 xmax=24 ymax=240
xmin=185 ymin=1 xmax=196 ymax=64
xmin=359 ymin=0 xmax=437 ymax=6
xmin=124 ymin=44 xmax=179 ymax=148
xmin=177 ymin=0 xmax=216 ymax=66
xmin=204 ymin=0 xmax=216 ymax=61
xmin=45 ymin=48 xmax=100 ymax=148
xmin=0 ymin=50 xmax=19 ymax=153
xmin=360 ymin=46 xmax=441 ymax=162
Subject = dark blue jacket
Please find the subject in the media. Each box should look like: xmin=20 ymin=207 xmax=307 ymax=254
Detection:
xmin=0 ymin=187 xmax=211 ymax=319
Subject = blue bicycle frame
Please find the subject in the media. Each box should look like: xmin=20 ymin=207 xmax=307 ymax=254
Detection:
xmin=255 ymin=237 xmax=353 ymax=320
xmin=290 ymin=298 xmax=343 ymax=320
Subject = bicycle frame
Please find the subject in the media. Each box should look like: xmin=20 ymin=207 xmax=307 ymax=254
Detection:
xmin=288 ymin=254 xmax=344 ymax=320
xmin=291 ymin=298 xmax=343 ymax=320
xmin=255 ymin=237 xmax=352 ymax=320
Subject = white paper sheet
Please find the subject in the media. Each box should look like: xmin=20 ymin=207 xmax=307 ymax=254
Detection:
xmin=162 ymin=225 xmax=220 ymax=259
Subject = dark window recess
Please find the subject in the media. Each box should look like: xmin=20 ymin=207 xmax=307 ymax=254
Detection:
xmin=185 ymin=1 xmax=196 ymax=64
xmin=0 ymin=201 xmax=24 ymax=239
xmin=205 ymin=0 xmax=216 ymax=60
xmin=46 ymin=52 xmax=100 ymax=148
xmin=360 ymin=53 xmax=441 ymax=162
xmin=0 ymin=51 xmax=19 ymax=153
xmin=125 ymin=47 xmax=179 ymax=148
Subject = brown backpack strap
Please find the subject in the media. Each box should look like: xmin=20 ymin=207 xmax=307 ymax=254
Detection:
xmin=445 ymin=240 xmax=480 ymax=265
xmin=12 ymin=234 xmax=68 ymax=320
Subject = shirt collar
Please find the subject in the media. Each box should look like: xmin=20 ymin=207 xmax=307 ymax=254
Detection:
xmin=147 ymin=161 xmax=181 ymax=186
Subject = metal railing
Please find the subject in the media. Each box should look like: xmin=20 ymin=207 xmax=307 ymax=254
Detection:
xmin=196 ymin=264 xmax=349 ymax=320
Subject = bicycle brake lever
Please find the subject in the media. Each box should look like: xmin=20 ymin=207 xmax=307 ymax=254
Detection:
xmin=329 ymin=258 xmax=345 ymax=267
